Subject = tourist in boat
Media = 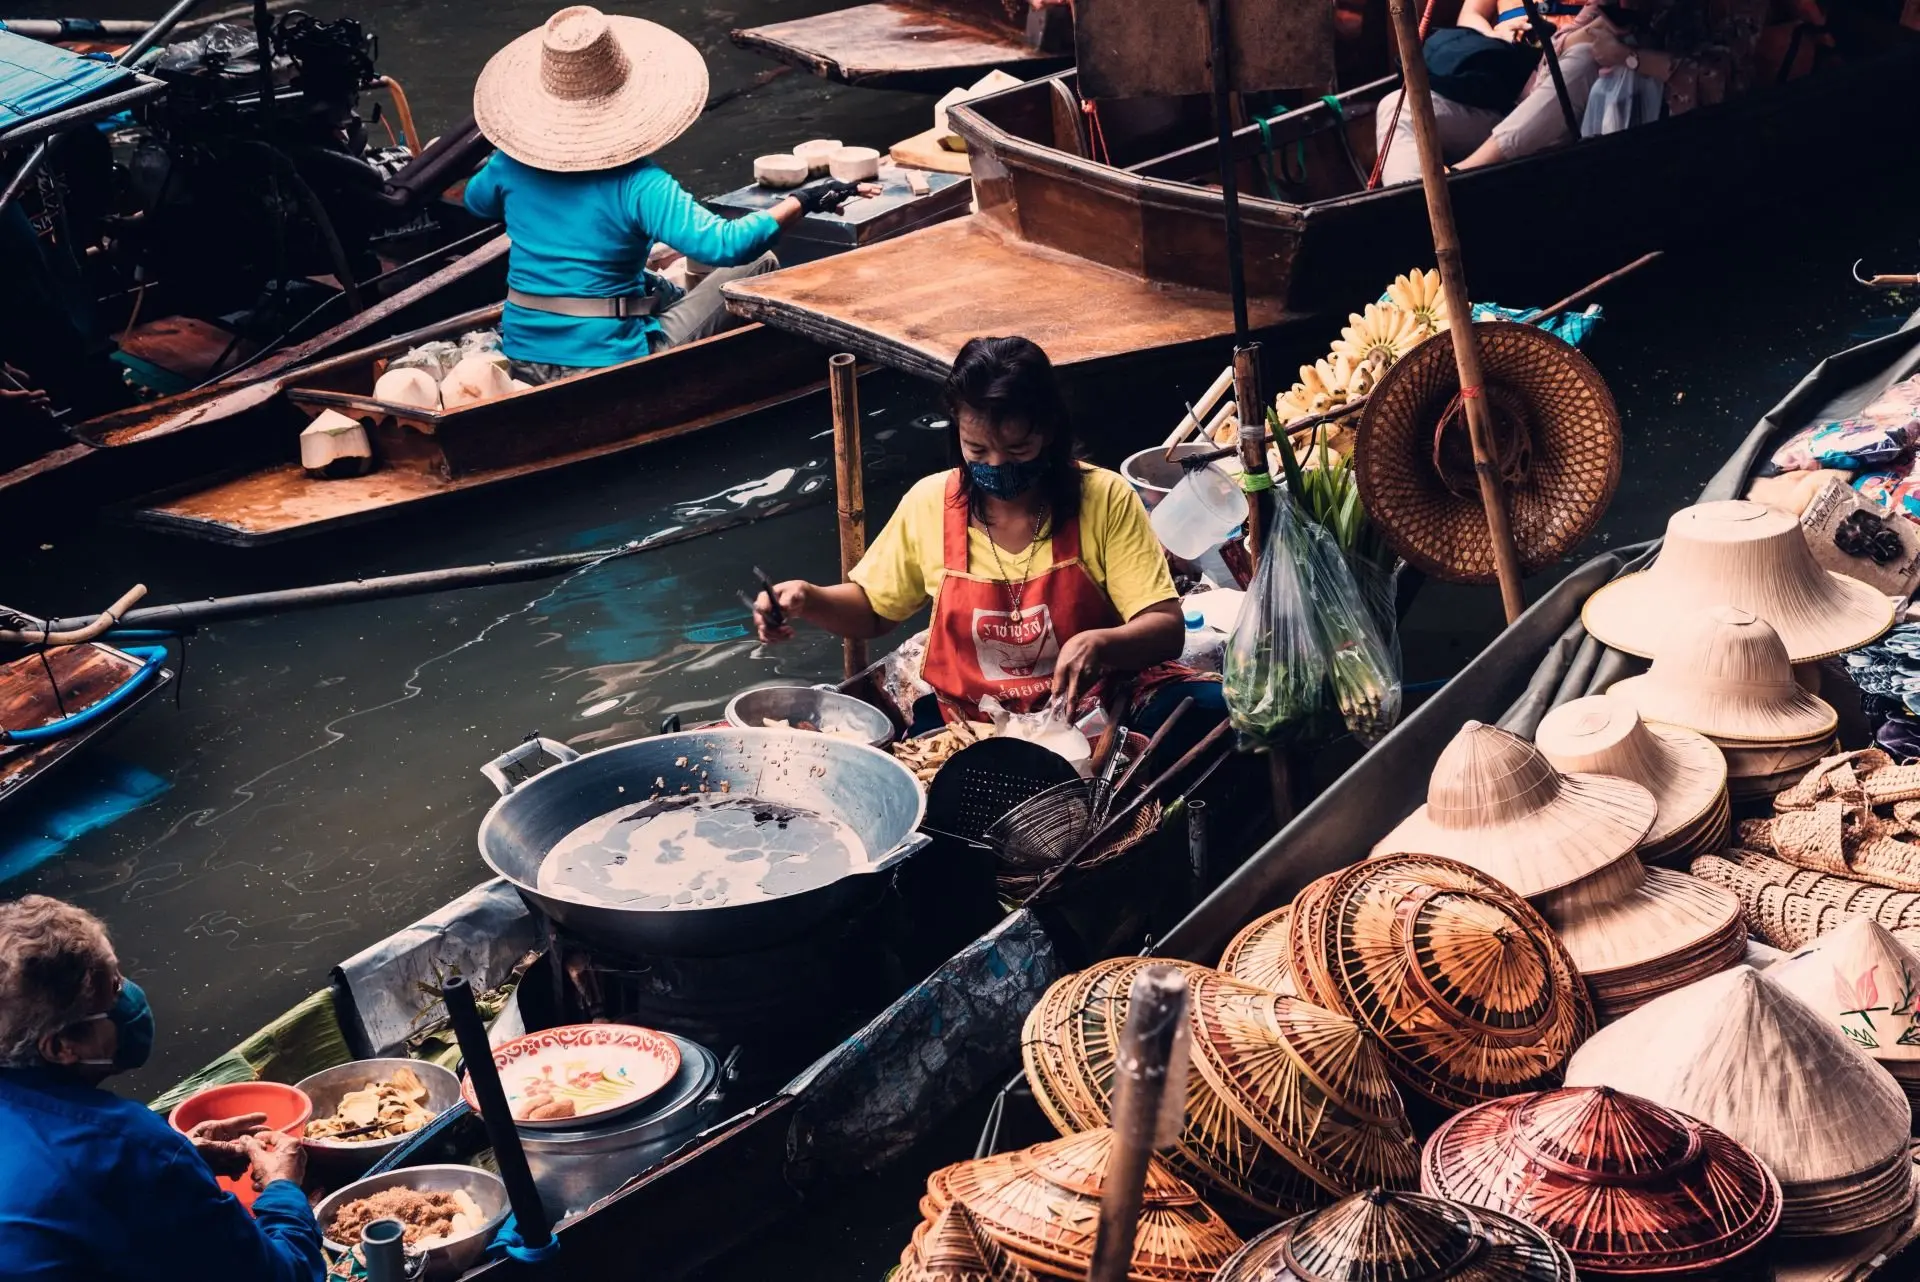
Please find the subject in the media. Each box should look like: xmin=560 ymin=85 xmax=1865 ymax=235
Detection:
xmin=465 ymin=5 xmax=861 ymax=384
xmin=0 ymin=895 xmax=323 ymax=1282
xmin=752 ymin=335 xmax=1224 ymax=746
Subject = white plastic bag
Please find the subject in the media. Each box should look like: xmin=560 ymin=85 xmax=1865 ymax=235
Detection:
xmin=1581 ymin=67 xmax=1664 ymax=138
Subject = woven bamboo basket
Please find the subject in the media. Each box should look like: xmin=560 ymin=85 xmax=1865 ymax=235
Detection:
xmin=1219 ymin=905 xmax=1299 ymax=997
xmin=1292 ymin=853 xmax=1595 ymax=1110
xmin=898 ymin=1203 xmax=1040 ymax=1282
xmin=1563 ymin=965 xmax=1915 ymax=1238
xmin=1212 ymin=1187 xmax=1577 ymax=1282
xmin=1690 ymin=854 xmax=1920 ymax=949
xmin=1421 ymin=1086 xmax=1782 ymax=1277
xmin=925 ymin=1129 xmax=1243 ymax=1282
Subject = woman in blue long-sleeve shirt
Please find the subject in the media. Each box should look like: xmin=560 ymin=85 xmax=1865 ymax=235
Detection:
xmin=0 ymin=896 xmax=323 ymax=1282
xmin=466 ymin=6 xmax=859 ymax=381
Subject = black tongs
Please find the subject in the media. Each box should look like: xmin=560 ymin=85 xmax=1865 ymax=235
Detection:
xmin=740 ymin=566 xmax=784 ymax=629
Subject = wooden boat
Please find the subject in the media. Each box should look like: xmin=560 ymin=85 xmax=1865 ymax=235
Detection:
xmin=730 ymin=0 xmax=1073 ymax=94
xmin=725 ymin=30 xmax=1920 ymax=380
xmin=0 ymin=632 xmax=172 ymax=811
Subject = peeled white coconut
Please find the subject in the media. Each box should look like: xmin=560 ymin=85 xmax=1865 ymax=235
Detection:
xmin=827 ymin=146 xmax=880 ymax=183
xmin=793 ymin=139 xmax=842 ymax=176
xmin=373 ymin=366 xmax=441 ymax=410
xmin=753 ymin=154 xmax=808 ymax=189
xmin=299 ymin=409 xmax=373 ymax=479
xmin=439 ymin=355 xmax=515 ymax=409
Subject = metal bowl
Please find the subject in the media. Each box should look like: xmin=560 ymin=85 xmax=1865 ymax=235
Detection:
xmin=1122 ymin=442 xmax=1221 ymax=511
xmin=723 ymin=685 xmax=894 ymax=749
xmin=295 ymin=1059 xmax=464 ymax=1176
xmin=314 ymin=1164 xmax=509 ymax=1281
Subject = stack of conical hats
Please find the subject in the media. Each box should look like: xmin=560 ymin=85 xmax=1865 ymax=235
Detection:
xmin=1422 ymin=1086 xmax=1782 ymax=1279
xmin=1771 ymin=917 xmax=1920 ymax=1119
xmin=1022 ymin=957 xmax=1420 ymax=1218
xmin=1536 ymin=694 xmax=1730 ymax=866
xmin=915 ymin=1129 xmax=1243 ymax=1281
xmin=1212 ymin=1188 xmax=1576 ymax=1282
xmin=1373 ymin=720 xmax=1657 ymax=897
xmin=1582 ymin=499 xmax=1894 ymax=663
xmin=898 ymin=1204 xmax=1039 ymax=1282
xmin=1564 ymin=966 xmax=1915 ymax=1238
xmin=1607 ymin=607 xmax=1842 ymax=801
xmin=1218 ymin=905 xmax=1299 ymax=997
xmin=1288 ymin=853 xmax=1595 ymax=1111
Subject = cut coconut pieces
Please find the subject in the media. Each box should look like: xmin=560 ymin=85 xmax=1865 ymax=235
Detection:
xmin=753 ymin=154 xmax=808 ymax=188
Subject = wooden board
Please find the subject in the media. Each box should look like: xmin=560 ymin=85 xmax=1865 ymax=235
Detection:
xmin=0 ymin=639 xmax=170 ymax=808
xmin=722 ymin=214 xmax=1296 ymax=381
xmin=731 ymin=2 xmax=1068 ymax=93
xmin=889 ymin=126 xmax=973 ymax=175
xmin=1074 ymin=0 xmax=1336 ymax=100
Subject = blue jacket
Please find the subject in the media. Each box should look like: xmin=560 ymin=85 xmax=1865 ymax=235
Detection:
xmin=464 ymin=152 xmax=781 ymax=369
xmin=0 ymin=1068 xmax=324 ymax=1282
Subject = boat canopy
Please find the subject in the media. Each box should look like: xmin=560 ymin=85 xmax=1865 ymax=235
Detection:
xmin=0 ymin=31 xmax=131 ymax=131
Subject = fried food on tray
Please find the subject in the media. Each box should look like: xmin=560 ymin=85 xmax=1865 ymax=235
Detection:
xmin=306 ymin=1067 xmax=436 ymax=1143
xmin=327 ymin=1186 xmax=485 ymax=1248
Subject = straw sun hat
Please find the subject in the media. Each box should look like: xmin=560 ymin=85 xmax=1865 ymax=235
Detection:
xmin=1607 ymin=607 xmax=1838 ymax=746
xmin=1582 ymin=499 xmax=1893 ymax=662
xmin=474 ymin=6 xmax=709 ymax=173
xmin=1534 ymin=695 xmax=1725 ymax=847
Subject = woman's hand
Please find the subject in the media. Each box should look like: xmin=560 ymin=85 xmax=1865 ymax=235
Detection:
xmin=1054 ymin=630 xmax=1109 ymax=709
xmin=187 ymin=1113 xmax=268 ymax=1179
xmin=245 ymin=1130 xmax=307 ymax=1190
xmin=753 ymin=580 xmax=812 ymax=642
xmin=1492 ymin=14 xmax=1531 ymax=40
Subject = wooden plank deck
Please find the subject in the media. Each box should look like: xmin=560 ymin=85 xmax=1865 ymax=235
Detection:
xmin=721 ymin=215 xmax=1297 ymax=380
xmin=731 ymin=2 xmax=1067 ymax=92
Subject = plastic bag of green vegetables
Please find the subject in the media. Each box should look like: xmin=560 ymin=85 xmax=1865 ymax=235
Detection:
xmin=1297 ymin=517 xmax=1402 ymax=744
xmin=1223 ymin=500 xmax=1331 ymax=748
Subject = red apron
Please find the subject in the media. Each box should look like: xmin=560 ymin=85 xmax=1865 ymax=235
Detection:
xmin=920 ymin=471 xmax=1120 ymax=723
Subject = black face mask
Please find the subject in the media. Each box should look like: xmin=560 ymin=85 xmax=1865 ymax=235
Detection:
xmin=968 ymin=458 xmax=1048 ymax=499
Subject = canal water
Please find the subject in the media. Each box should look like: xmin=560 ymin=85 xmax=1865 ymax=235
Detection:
xmin=5 ymin=0 xmax=1920 ymax=1274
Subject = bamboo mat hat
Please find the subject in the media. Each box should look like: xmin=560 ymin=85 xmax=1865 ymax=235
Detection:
xmin=1563 ymin=965 xmax=1914 ymax=1238
xmin=1373 ymin=720 xmax=1657 ymax=897
xmin=1534 ymin=695 xmax=1726 ymax=847
xmin=1607 ymin=607 xmax=1838 ymax=745
xmin=1212 ymin=1189 xmax=1577 ymax=1282
xmin=1770 ymin=917 xmax=1920 ymax=1108
xmin=1582 ymin=499 xmax=1894 ymax=662
xmin=897 ymin=1204 xmax=1039 ymax=1282
xmin=1422 ymin=1086 xmax=1783 ymax=1279
xmin=1218 ymin=904 xmax=1299 ymax=997
xmin=473 ymin=6 xmax=709 ymax=173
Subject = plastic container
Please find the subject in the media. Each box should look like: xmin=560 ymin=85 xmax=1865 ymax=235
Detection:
xmin=1179 ymin=607 xmax=1228 ymax=673
xmin=1150 ymin=462 xmax=1246 ymax=560
xmin=1121 ymin=442 xmax=1218 ymax=511
xmin=168 ymin=1081 xmax=312 ymax=1211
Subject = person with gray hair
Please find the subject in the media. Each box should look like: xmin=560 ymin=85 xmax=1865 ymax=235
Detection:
xmin=0 ymin=895 xmax=323 ymax=1281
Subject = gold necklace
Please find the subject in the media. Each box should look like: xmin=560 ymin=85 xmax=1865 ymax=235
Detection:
xmin=984 ymin=506 xmax=1050 ymax=623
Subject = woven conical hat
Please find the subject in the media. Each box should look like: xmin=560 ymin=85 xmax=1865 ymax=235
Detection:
xmin=1185 ymin=969 xmax=1422 ymax=1197
xmin=1219 ymin=905 xmax=1300 ymax=997
xmin=473 ymin=7 xmax=709 ymax=173
xmin=1534 ymin=696 xmax=1728 ymax=847
xmin=1563 ymin=967 xmax=1911 ymax=1188
xmin=1213 ymin=1188 xmax=1578 ymax=1282
xmin=1607 ymin=607 xmax=1839 ymax=744
xmin=1421 ymin=1086 xmax=1782 ymax=1278
xmin=933 ymin=1129 xmax=1244 ymax=1282
xmin=1771 ymin=917 xmax=1920 ymax=1066
xmin=1353 ymin=322 xmax=1620 ymax=585
xmin=899 ymin=1204 xmax=1040 ymax=1282
xmin=1582 ymin=500 xmax=1895 ymax=662
xmin=1302 ymin=854 xmax=1595 ymax=1111
xmin=1531 ymin=855 xmax=1745 ymax=988
xmin=1374 ymin=721 xmax=1657 ymax=897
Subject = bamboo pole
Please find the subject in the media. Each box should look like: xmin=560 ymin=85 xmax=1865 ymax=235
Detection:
xmin=1386 ymin=0 xmax=1526 ymax=624
xmin=1088 ymin=964 xmax=1189 ymax=1282
xmin=830 ymin=352 xmax=869 ymax=680
xmin=1232 ymin=344 xmax=1270 ymax=563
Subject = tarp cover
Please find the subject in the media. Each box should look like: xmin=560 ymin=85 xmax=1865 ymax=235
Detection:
xmin=0 ymin=31 xmax=128 ymax=133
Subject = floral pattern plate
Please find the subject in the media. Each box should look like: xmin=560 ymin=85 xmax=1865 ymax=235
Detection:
xmin=460 ymin=1023 xmax=681 ymax=1129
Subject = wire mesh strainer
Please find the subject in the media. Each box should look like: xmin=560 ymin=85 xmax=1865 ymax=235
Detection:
xmin=987 ymin=779 xmax=1096 ymax=869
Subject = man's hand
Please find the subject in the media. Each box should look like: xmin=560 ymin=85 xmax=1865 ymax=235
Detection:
xmin=1053 ymin=630 xmax=1109 ymax=710
xmin=245 ymin=1130 xmax=307 ymax=1190
xmin=187 ymin=1112 xmax=268 ymax=1180
xmin=753 ymin=581 xmax=810 ymax=643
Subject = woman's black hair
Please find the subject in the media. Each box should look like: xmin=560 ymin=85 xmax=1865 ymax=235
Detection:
xmin=943 ymin=335 xmax=1084 ymax=526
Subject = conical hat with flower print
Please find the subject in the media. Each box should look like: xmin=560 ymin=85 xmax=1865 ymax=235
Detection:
xmin=1534 ymin=695 xmax=1727 ymax=847
xmin=1607 ymin=607 xmax=1839 ymax=744
xmin=1770 ymin=917 xmax=1920 ymax=1066
xmin=1212 ymin=1188 xmax=1577 ymax=1282
xmin=1374 ymin=720 xmax=1656 ymax=897
xmin=1582 ymin=500 xmax=1895 ymax=662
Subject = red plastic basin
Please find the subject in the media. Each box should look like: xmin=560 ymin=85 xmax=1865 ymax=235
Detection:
xmin=168 ymin=1081 xmax=312 ymax=1211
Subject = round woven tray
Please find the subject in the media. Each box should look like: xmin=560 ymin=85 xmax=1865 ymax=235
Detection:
xmin=1353 ymin=323 xmax=1621 ymax=584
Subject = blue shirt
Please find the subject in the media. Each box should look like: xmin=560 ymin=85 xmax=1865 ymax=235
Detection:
xmin=464 ymin=152 xmax=782 ymax=368
xmin=0 ymin=1068 xmax=324 ymax=1282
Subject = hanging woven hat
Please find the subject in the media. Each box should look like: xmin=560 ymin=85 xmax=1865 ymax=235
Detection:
xmin=1531 ymin=854 xmax=1747 ymax=1019
xmin=1607 ymin=607 xmax=1839 ymax=745
xmin=1294 ymin=853 xmax=1595 ymax=1111
xmin=1218 ymin=905 xmax=1299 ymax=997
xmin=1582 ymin=500 xmax=1894 ymax=662
xmin=1373 ymin=720 xmax=1656 ymax=897
xmin=473 ymin=6 xmax=709 ymax=173
xmin=898 ymin=1203 xmax=1040 ymax=1282
xmin=927 ymin=1129 xmax=1244 ymax=1282
xmin=1534 ymin=695 xmax=1727 ymax=848
xmin=1563 ymin=966 xmax=1914 ymax=1238
xmin=1422 ymin=1086 xmax=1782 ymax=1279
xmin=1770 ymin=917 xmax=1920 ymax=1107
xmin=1353 ymin=322 xmax=1621 ymax=584
xmin=1213 ymin=1188 xmax=1577 ymax=1282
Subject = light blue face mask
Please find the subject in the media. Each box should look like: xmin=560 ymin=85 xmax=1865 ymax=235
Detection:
xmin=72 ymin=979 xmax=154 ymax=1073
xmin=967 ymin=457 xmax=1049 ymax=499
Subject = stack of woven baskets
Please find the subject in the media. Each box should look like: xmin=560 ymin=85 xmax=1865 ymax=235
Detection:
xmin=1022 ymin=956 xmax=1419 ymax=1219
xmin=1371 ymin=721 xmax=1745 ymax=1019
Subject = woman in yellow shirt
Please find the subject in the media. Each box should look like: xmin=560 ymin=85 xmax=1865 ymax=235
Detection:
xmin=755 ymin=336 xmax=1223 ymax=738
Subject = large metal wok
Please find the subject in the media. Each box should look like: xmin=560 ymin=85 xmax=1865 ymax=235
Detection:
xmin=477 ymin=729 xmax=928 ymax=956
